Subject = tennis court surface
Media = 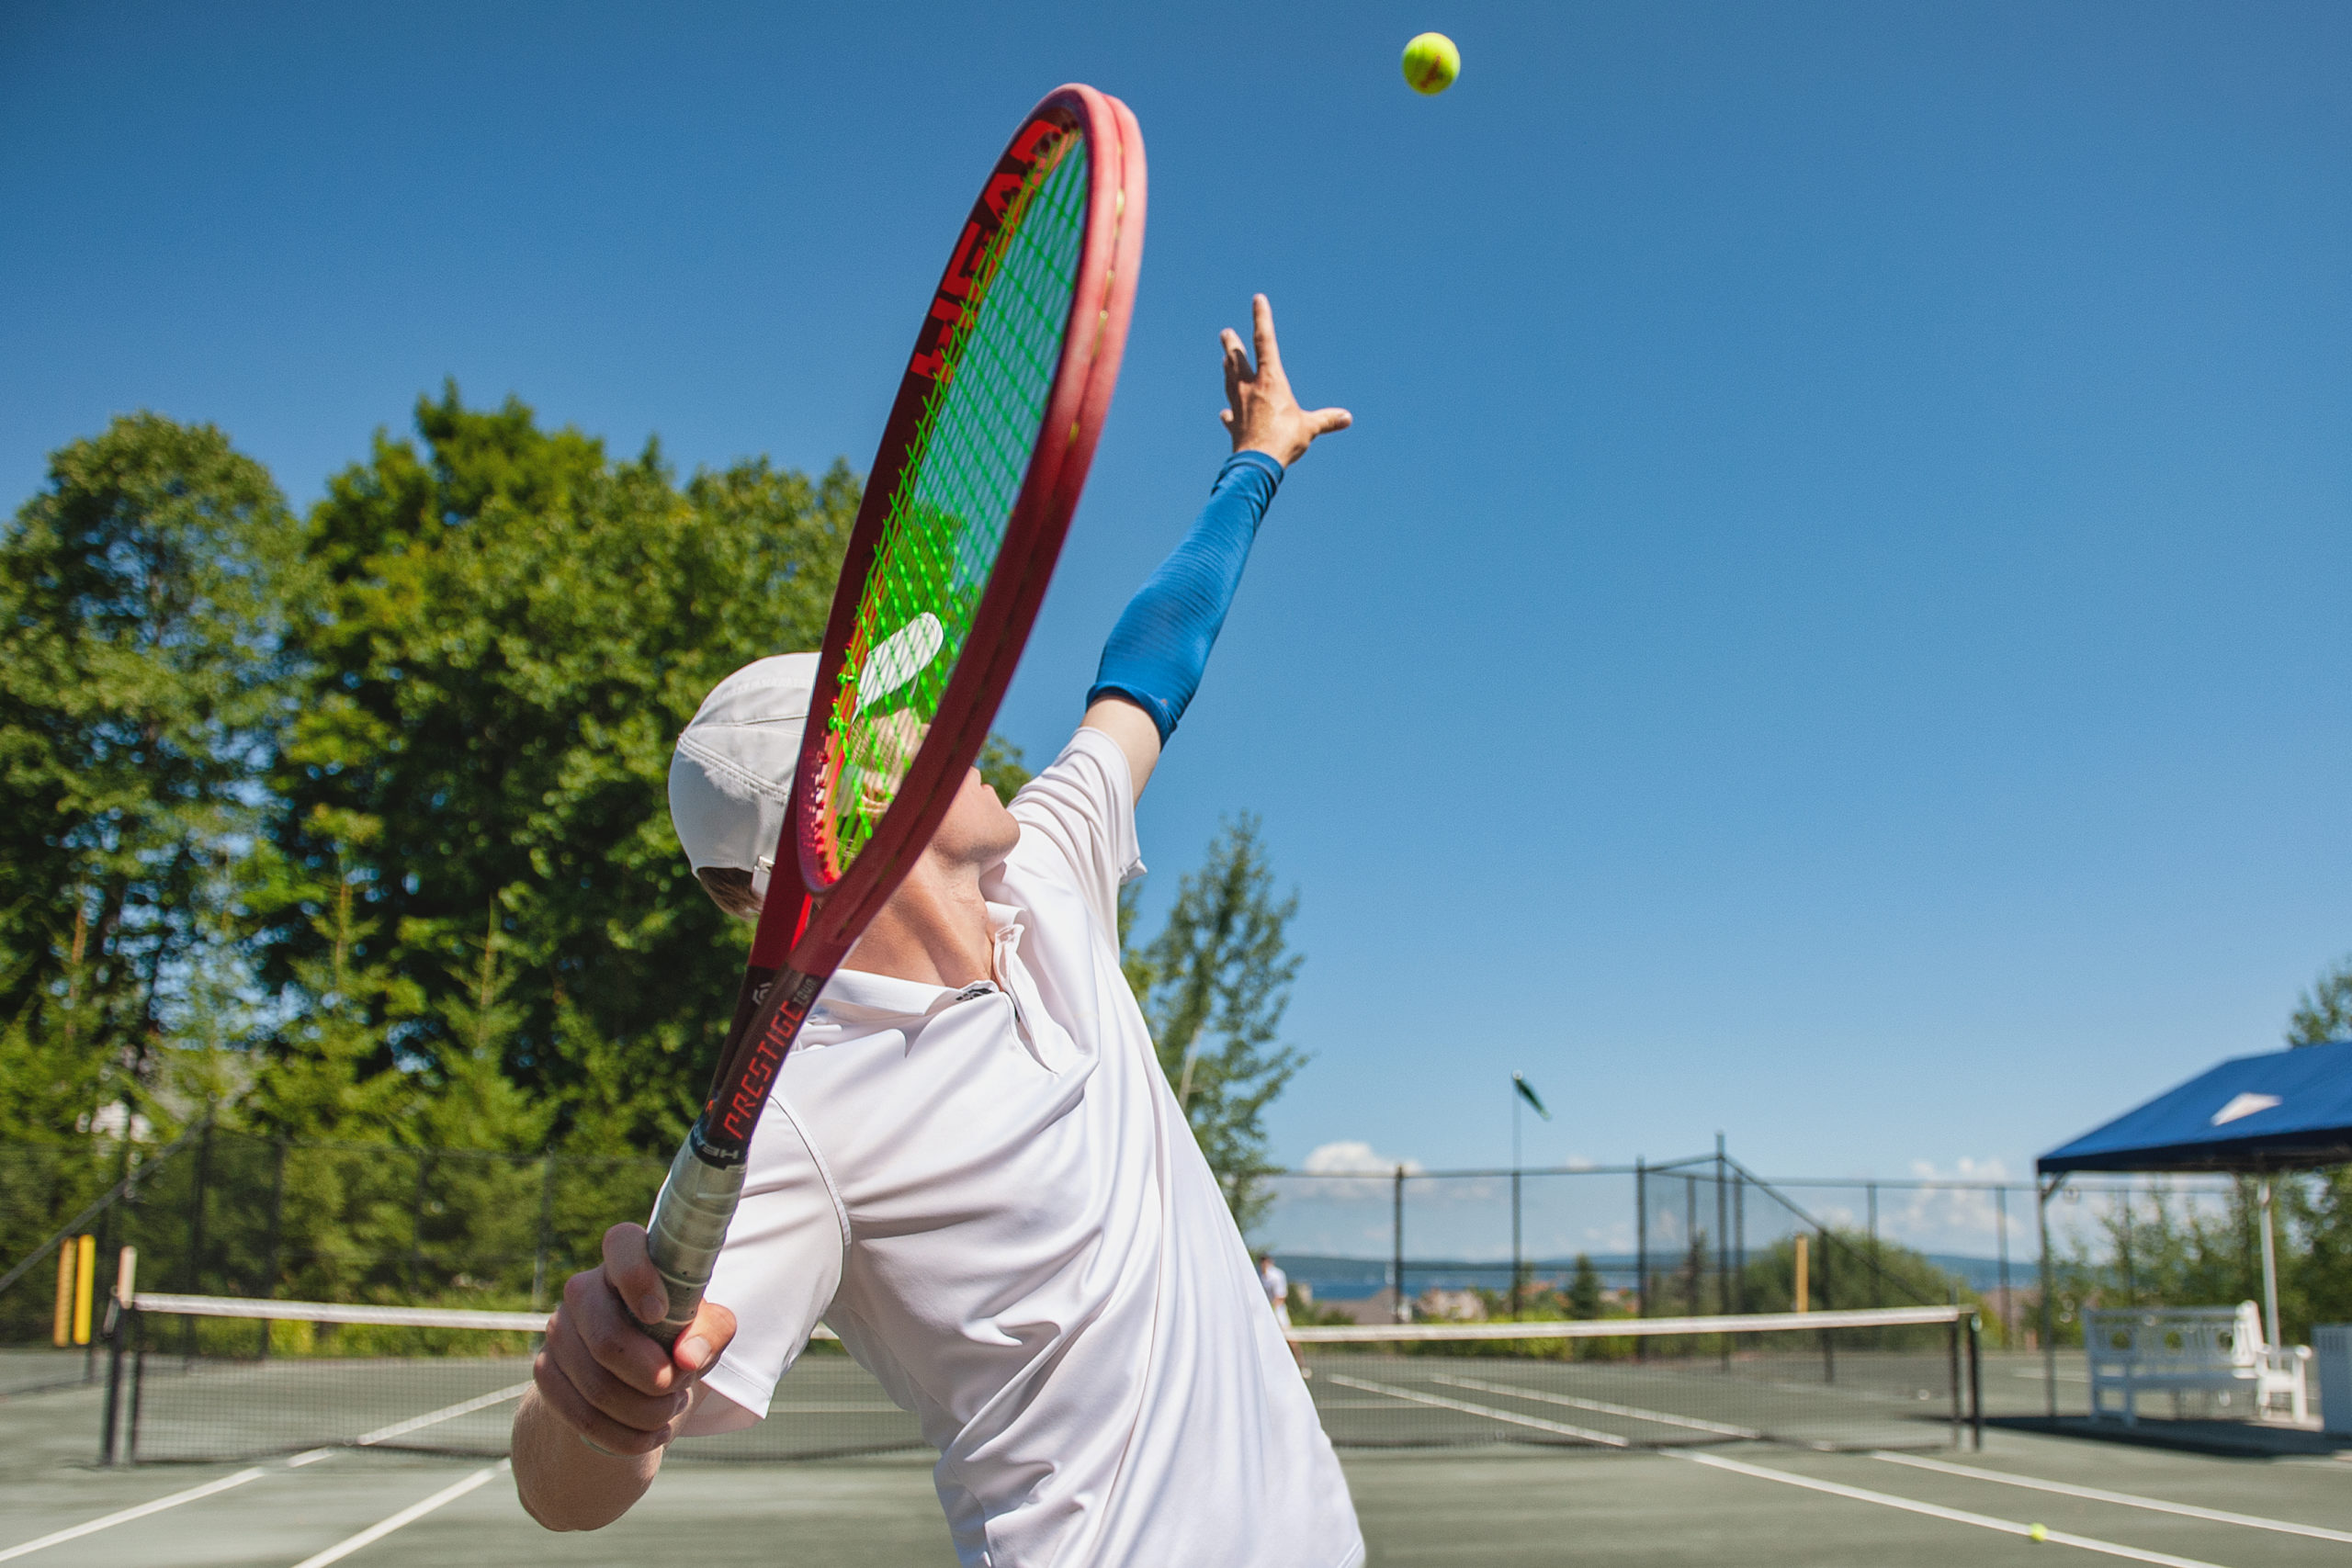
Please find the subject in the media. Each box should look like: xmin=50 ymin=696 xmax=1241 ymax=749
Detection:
xmin=8 ymin=1300 xmax=2352 ymax=1566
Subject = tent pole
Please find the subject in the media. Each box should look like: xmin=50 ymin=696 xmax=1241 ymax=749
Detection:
xmin=2039 ymin=1173 xmax=2063 ymax=1419
xmin=2258 ymin=1178 xmax=2281 ymax=1348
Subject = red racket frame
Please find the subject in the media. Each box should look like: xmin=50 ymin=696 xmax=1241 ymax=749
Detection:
xmin=695 ymin=85 xmax=1146 ymax=1166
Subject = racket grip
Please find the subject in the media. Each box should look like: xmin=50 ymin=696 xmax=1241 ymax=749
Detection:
xmin=639 ymin=1131 xmax=745 ymax=1350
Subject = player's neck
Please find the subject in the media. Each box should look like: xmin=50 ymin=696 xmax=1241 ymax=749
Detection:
xmin=841 ymin=856 xmax=998 ymax=992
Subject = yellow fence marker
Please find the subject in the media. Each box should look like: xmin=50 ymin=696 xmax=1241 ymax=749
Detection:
xmin=52 ymin=1245 xmax=74 ymax=1348
xmin=72 ymin=1235 xmax=96 ymax=1347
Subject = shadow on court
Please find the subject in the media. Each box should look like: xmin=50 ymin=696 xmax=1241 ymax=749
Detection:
xmin=8 ymin=1378 xmax=2352 ymax=1566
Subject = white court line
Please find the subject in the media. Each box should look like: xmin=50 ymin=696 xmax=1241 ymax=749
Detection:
xmin=1430 ymin=1373 xmax=1762 ymax=1439
xmin=1323 ymin=1374 xmax=1625 ymax=1447
xmin=1675 ymin=1450 xmax=2235 ymax=1568
xmin=1873 ymin=1451 xmax=2352 ymax=1545
xmin=353 ymin=1382 xmax=532 ymax=1446
xmin=288 ymin=1461 xmax=506 ymax=1568
xmin=0 ymin=1468 xmax=266 ymax=1562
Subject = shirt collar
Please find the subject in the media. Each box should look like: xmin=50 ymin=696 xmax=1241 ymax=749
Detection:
xmin=815 ymin=900 xmax=1031 ymax=1023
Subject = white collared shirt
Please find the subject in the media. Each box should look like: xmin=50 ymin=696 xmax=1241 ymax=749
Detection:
xmin=691 ymin=728 xmax=1362 ymax=1568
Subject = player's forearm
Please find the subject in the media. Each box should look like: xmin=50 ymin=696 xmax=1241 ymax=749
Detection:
xmin=1086 ymin=450 xmax=1283 ymax=741
xmin=511 ymin=1386 xmax=662 ymax=1531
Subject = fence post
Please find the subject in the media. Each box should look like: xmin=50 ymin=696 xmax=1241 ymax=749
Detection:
xmin=258 ymin=1140 xmax=288 ymax=1358
xmin=1713 ymin=1134 xmax=1729 ymax=1318
xmin=533 ymin=1154 xmax=558 ymax=1311
xmin=2039 ymin=1176 xmax=2060 ymax=1418
xmin=1996 ymin=1185 xmax=2012 ymax=1348
xmin=1867 ymin=1182 xmax=1881 ymax=1308
xmin=1390 ymin=1166 xmax=1407 ymax=1325
xmin=409 ymin=1149 xmax=434 ymax=1298
xmin=1818 ymin=1228 xmax=1836 ymax=1384
xmin=1634 ymin=1157 xmax=1648 ymax=1360
xmin=1733 ymin=1175 xmax=1747 ymax=1314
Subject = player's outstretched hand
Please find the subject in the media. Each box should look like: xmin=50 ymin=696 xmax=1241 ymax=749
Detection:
xmin=533 ymin=1222 xmax=739 ymax=1457
xmin=1221 ymin=294 xmax=1351 ymax=466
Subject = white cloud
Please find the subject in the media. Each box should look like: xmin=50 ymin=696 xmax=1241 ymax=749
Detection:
xmin=1301 ymin=1140 xmax=1423 ymax=1176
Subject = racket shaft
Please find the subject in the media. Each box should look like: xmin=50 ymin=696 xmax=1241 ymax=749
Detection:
xmin=640 ymin=961 xmax=825 ymax=1346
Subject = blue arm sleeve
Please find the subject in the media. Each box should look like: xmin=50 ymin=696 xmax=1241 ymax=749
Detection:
xmin=1087 ymin=449 xmax=1286 ymax=742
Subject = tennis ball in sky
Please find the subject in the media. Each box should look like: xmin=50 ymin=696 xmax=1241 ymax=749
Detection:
xmin=2028 ymin=1524 xmax=2049 ymax=1543
xmin=1401 ymin=32 xmax=1460 ymax=96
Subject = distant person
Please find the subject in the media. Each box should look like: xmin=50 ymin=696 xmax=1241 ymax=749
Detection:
xmin=1261 ymin=1251 xmax=1309 ymax=1378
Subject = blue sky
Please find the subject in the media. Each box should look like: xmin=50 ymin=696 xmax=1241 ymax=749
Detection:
xmin=5 ymin=1 xmax=2347 ymax=1189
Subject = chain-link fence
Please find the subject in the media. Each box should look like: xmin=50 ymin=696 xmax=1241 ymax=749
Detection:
xmin=0 ymin=1131 xmax=2292 ymax=1368
xmin=1 ymin=1125 xmax=668 ymax=1361
xmin=1250 ymin=1154 xmax=2275 ymax=1356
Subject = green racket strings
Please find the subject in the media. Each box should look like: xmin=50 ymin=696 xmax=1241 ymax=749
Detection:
xmin=822 ymin=126 xmax=1092 ymax=875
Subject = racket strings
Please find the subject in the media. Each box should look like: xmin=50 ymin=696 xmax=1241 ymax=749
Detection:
xmin=822 ymin=127 xmax=1093 ymax=874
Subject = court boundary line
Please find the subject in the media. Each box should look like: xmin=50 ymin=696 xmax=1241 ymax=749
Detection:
xmin=1322 ymin=1374 xmax=1627 ymax=1447
xmin=0 ymin=1468 xmax=264 ymax=1562
xmin=1873 ymin=1450 xmax=2352 ymax=1544
xmin=1675 ymin=1450 xmax=2233 ymax=1568
xmin=354 ymin=1382 xmax=532 ymax=1447
xmin=287 ymin=1461 xmax=506 ymax=1568
xmin=1430 ymin=1372 xmax=1762 ymax=1439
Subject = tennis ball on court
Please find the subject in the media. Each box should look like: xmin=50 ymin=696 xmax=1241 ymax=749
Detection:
xmin=2028 ymin=1524 xmax=2049 ymax=1543
xmin=1401 ymin=32 xmax=1460 ymax=96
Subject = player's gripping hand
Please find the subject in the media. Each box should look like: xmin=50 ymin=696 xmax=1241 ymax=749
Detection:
xmin=1221 ymin=293 xmax=1351 ymax=467
xmin=532 ymin=1222 xmax=739 ymax=1457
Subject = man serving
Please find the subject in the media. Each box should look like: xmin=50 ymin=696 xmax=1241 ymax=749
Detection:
xmin=513 ymin=297 xmax=1360 ymax=1567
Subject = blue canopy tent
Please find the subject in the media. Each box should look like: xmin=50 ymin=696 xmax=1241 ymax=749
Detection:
xmin=2033 ymin=1040 xmax=2352 ymax=1412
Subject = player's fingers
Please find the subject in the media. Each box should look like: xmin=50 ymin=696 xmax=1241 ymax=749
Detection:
xmin=1250 ymin=294 xmax=1283 ymax=376
xmin=532 ymin=1348 xmax=677 ymax=1456
xmin=563 ymin=1258 xmax=676 ymax=1395
xmin=1308 ymin=406 xmax=1353 ymax=435
xmin=675 ymin=1299 xmax=739 ymax=1378
xmin=1218 ymin=409 xmax=1234 ymax=429
xmin=1219 ymin=326 xmax=1252 ymax=380
xmin=600 ymin=1223 xmax=669 ymax=1328
xmin=548 ymin=1312 xmax=693 ymax=1435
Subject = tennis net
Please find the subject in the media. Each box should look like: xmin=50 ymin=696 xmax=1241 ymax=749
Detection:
xmin=109 ymin=1295 xmax=1977 ymax=1464
xmin=1295 ymin=1305 xmax=1980 ymax=1453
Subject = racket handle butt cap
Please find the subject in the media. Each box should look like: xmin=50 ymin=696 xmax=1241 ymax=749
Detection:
xmin=640 ymin=1135 xmax=746 ymax=1350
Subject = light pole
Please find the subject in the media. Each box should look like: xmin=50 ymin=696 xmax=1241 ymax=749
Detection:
xmin=1511 ymin=1074 xmax=1550 ymax=1316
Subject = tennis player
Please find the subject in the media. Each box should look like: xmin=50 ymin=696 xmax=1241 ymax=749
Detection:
xmin=514 ymin=296 xmax=1361 ymax=1567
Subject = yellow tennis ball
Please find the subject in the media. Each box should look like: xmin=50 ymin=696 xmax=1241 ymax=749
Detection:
xmin=1401 ymin=32 xmax=1460 ymax=96
xmin=2028 ymin=1524 xmax=2049 ymax=1543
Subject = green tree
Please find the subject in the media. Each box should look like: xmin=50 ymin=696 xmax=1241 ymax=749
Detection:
xmin=1133 ymin=814 xmax=1306 ymax=1230
xmin=260 ymin=386 xmax=857 ymax=1154
xmin=0 ymin=413 xmax=307 ymax=1137
xmin=1567 ymin=1254 xmax=1604 ymax=1319
xmin=2287 ymin=958 xmax=2352 ymax=1045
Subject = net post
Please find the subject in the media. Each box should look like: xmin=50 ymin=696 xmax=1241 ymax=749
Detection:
xmin=1996 ymin=1184 xmax=2012 ymax=1348
xmin=1968 ymin=1310 xmax=1984 ymax=1450
xmin=1948 ymin=1292 xmax=1962 ymax=1449
xmin=99 ymin=1307 xmax=128 ymax=1465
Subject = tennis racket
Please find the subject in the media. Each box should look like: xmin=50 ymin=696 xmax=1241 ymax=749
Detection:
xmin=639 ymin=85 xmax=1148 ymax=1347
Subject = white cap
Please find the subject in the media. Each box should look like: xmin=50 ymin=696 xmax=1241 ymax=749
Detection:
xmin=669 ymin=652 xmax=820 ymax=903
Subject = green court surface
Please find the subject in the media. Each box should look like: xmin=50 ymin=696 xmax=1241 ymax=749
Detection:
xmin=8 ymin=1375 xmax=2352 ymax=1566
